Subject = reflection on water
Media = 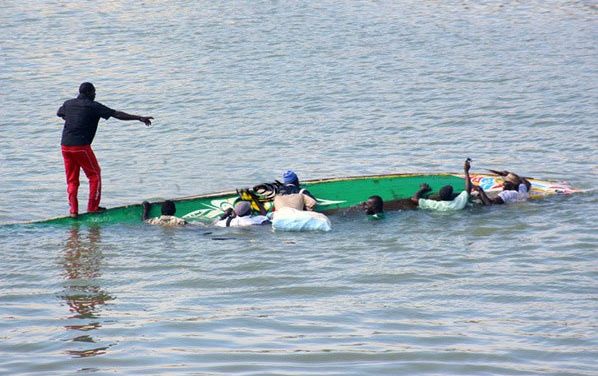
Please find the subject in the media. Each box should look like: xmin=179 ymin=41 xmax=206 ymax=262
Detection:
xmin=60 ymin=225 xmax=113 ymax=358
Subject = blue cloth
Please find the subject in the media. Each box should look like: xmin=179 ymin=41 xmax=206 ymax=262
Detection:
xmin=282 ymin=170 xmax=298 ymax=185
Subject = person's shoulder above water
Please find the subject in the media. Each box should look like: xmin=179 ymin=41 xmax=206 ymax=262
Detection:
xmin=412 ymin=158 xmax=473 ymax=211
xmin=147 ymin=215 xmax=187 ymax=226
xmin=418 ymin=190 xmax=469 ymax=211
xmin=497 ymin=182 xmax=529 ymax=204
xmin=214 ymin=201 xmax=271 ymax=227
xmin=476 ymin=169 xmax=531 ymax=205
xmin=142 ymin=200 xmax=187 ymax=226
xmin=361 ymin=195 xmax=385 ymax=220
xmin=274 ymin=170 xmax=317 ymax=211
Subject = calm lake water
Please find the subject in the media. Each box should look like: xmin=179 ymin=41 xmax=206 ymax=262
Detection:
xmin=1 ymin=1 xmax=597 ymax=375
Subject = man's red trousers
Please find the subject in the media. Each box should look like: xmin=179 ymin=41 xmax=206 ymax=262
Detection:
xmin=61 ymin=145 xmax=101 ymax=215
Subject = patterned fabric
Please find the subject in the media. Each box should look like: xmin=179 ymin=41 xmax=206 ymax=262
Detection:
xmin=146 ymin=215 xmax=187 ymax=226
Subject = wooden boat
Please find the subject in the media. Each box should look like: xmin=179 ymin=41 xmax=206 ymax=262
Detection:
xmin=32 ymin=173 xmax=578 ymax=226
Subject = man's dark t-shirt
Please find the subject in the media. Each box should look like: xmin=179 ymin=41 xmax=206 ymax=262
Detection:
xmin=57 ymin=94 xmax=116 ymax=146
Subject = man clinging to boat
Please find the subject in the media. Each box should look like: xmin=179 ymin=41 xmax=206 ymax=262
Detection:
xmin=475 ymin=170 xmax=531 ymax=205
xmin=142 ymin=200 xmax=187 ymax=226
xmin=361 ymin=195 xmax=385 ymax=220
xmin=214 ymin=201 xmax=270 ymax=227
xmin=57 ymin=82 xmax=153 ymax=218
xmin=271 ymin=170 xmax=331 ymax=231
xmin=411 ymin=158 xmax=473 ymax=211
xmin=273 ymin=170 xmax=317 ymax=211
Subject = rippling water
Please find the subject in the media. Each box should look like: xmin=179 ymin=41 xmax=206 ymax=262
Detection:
xmin=1 ymin=1 xmax=597 ymax=375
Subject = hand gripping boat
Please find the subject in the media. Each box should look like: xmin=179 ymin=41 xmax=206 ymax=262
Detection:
xmin=32 ymin=173 xmax=579 ymax=226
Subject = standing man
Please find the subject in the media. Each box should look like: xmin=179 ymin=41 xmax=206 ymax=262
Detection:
xmin=57 ymin=82 xmax=153 ymax=218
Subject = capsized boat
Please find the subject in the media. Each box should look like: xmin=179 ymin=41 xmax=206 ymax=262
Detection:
xmin=32 ymin=173 xmax=579 ymax=226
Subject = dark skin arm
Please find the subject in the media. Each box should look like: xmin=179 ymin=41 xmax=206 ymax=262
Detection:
xmin=219 ymin=208 xmax=234 ymax=220
xmin=411 ymin=183 xmax=432 ymax=203
xmin=142 ymin=201 xmax=151 ymax=220
xmin=464 ymin=159 xmax=472 ymax=194
xmin=113 ymin=111 xmax=153 ymax=126
xmin=488 ymin=169 xmax=508 ymax=176
xmin=474 ymin=186 xmax=504 ymax=205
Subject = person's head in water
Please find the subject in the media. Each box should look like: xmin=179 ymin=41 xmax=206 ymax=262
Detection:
xmin=364 ymin=195 xmax=384 ymax=215
xmin=282 ymin=170 xmax=299 ymax=186
xmin=502 ymin=173 xmax=520 ymax=191
xmin=438 ymin=185 xmax=454 ymax=201
xmin=79 ymin=82 xmax=96 ymax=101
xmin=161 ymin=200 xmax=176 ymax=216
xmin=233 ymin=201 xmax=251 ymax=217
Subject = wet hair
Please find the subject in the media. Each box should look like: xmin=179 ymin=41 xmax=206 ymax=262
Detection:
xmin=438 ymin=185 xmax=454 ymax=201
xmin=79 ymin=82 xmax=95 ymax=95
xmin=161 ymin=200 xmax=176 ymax=216
xmin=366 ymin=195 xmax=384 ymax=215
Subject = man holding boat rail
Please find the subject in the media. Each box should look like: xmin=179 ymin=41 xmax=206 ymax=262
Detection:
xmin=214 ymin=201 xmax=270 ymax=227
xmin=57 ymin=82 xmax=153 ymax=218
xmin=142 ymin=201 xmax=187 ymax=226
xmin=475 ymin=170 xmax=531 ymax=205
xmin=411 ymin=159 xmax=473 ymax=211
xmin=271 ymin=171 xmax=332 ymax=232
xmin=361 ymin=195 xmax=385 ymax=220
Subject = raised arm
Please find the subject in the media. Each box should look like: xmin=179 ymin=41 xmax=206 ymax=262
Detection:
xmin=464 ymin=158 xmax=472 ymax=194
xmin=411 ymin=183 xmax=432 ymax=203
xmin=113 ymin=111 xmax=153 ymax=126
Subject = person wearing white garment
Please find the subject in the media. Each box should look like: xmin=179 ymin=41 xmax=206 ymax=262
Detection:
xmin=271 ymin=170 xmax=331 ymax=232
xmin=215 ymin=201 xmax=270 ymax=227
xmin=476 ymin=170 xmax=531 ymax=205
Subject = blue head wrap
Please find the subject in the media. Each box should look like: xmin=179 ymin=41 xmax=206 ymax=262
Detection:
xmin=282 ymin=170 xmax=298 ymax=185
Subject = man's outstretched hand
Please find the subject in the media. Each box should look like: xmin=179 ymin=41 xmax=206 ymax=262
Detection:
xmin=140 ymin=116 xmax=154 ymax=126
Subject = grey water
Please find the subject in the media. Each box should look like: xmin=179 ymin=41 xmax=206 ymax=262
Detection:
xmin=1 ymin=1 xmax=597 ymax=375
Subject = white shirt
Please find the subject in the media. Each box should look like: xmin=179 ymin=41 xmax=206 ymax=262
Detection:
xmin=215 ymin=215 xmax=270 ymax=227
xmin=498 ymin=184 xmax=530 ymax=204
xmin=418 ymin=191 xmax=469 ymax=211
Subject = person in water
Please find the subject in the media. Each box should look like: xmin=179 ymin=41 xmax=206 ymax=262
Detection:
xmin=411 ymin=158 xmax=473 ymax=211
xmin=142 ymin=200 xmax=187 ymax=226
xmin=215 ymin=201 xmax=270 ymax=227
xmin=271 ymin=171 xmax=331 ymax=231
xmin=362 ymin=195 xmax=385 ymax=219
xmin=57 ymin=82 xmax=153 ymax=218
xmin=273 ymin=170 xmax=317 ymax=211
xmin=475 ymin=170 xmax=531 ymax=205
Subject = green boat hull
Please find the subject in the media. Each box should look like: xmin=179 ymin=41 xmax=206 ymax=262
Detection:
xmin=32 ymin=173 xmax=577 ymax=226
